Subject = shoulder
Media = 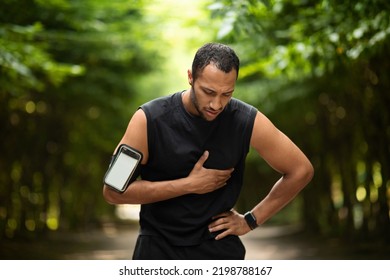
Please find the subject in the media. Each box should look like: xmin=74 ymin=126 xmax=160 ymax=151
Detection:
xmin=140 ymin=92 xmax=179 ymax=119
xmin=226 ymin=98 xmax=258 ymax=123
xmin=228 ymin=98 xmax=257 ymax=113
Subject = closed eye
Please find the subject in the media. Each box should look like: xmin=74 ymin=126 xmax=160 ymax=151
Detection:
xmin=223 ymin=92 xmax=233 ymax=97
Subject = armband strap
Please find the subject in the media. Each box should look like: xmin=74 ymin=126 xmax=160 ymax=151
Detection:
xmin=109 ymin=155 xmax=115 ymax=167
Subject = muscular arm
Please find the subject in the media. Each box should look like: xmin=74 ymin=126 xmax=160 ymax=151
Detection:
xmin=102 ymin=109 xmax=234 ymax=205
xmin=209 ymin=111 xmax=314 ymax=239
xmin=249 ymin=111 xmax=314 ymax=225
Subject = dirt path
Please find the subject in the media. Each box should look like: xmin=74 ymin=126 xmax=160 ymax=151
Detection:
xmin=59 ymin=224 xmax=310 ymax=260
xmin=1 ymin=223 xmax=388 ymax=260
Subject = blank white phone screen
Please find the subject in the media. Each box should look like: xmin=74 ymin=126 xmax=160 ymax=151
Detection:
xmin=105 ymin=152 xmax=138 ymax=191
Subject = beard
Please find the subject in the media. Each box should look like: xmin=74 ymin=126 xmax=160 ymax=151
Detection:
xmin=190 ymin=86 xmax=208 ymax=121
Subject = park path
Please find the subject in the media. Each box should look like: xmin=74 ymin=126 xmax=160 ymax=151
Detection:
xmin=2 ymin=222 xmax=387 ymax=260
xmin=58 ymin=223 xmax=315 ymax=260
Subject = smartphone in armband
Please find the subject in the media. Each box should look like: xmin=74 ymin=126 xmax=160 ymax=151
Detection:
xmin=103 ymin=144 xmax=143 ymax=193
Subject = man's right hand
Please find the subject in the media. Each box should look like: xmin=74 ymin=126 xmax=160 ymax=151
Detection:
xmin=186 ymin=151 xmax=234 ymax=194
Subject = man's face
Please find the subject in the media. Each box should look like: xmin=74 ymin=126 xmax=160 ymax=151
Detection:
xmin=187 ymin=64 xmax=237 ymax=121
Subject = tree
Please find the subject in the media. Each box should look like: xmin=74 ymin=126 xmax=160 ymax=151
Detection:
xmin=0 ymin=0 xmax=161 ymax=238
xmin=210 ymin=0 xmax=390 ymax=242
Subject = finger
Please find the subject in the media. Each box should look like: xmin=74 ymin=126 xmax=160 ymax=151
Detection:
xmin=211 ymin=214 xmax=224 ymax=221
xmin=218 ymin=168 xmax=234 ymax=175
xmin=196 ymin=150 xmax=209 ymax=167
xmin=212 ymin=210 xmax=232 ymax=220
xmin=208 ymin=220 xmax=228 ymax=233
xmin=209 ymin=213 xmax=229 ymax=228
xmin=215 ymin=229 xmax=231 ymax=240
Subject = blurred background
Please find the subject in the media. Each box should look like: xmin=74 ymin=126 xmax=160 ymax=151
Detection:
xmin=0 ymin=0 xmax=389 ymax=259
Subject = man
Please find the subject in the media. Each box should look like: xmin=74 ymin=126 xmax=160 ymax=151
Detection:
xmin=103 ymin=43 xmax=314 ymax=259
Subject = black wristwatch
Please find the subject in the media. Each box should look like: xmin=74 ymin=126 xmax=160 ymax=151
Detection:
xmin=244 ymin=211 xmax=258 ymax=230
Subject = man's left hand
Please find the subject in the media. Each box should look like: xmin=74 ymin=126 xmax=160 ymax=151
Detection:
xmin=208 ymin=209 xmax=251 ymax=240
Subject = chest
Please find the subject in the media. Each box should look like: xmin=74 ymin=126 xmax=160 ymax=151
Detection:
xmin=147 ymin=116 xmax=246 ymax=179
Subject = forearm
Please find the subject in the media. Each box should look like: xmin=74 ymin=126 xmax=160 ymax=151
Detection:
xmin=103 ymin=178 xmax=192 ymax=205
xmin=208 ymin=171 xmax=312 ymax=240
xmin=251 ymin=168 xmax=313 ymax=225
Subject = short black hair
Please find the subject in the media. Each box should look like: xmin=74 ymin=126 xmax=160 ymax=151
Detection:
xmin=191 ymin=43 xmax=240 ymax=81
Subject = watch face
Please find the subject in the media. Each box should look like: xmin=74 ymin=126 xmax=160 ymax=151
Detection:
xmin=245 ymin=211 xmax=257 ymax=230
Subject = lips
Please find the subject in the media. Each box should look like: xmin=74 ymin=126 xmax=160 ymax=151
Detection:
xmin=205 ymin=109 xmax=221 ymax=118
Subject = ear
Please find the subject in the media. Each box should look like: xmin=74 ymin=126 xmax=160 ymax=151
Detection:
xmin=187 ymin=69 xmax=193 ymax=86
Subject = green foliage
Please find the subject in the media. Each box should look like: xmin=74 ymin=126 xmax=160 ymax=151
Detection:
xmin=0 ymin=0 xmax=161 ymax=238
xmin=0 ymin=22 xmax=82 ymax=93
xmin=210 ymin=0 xmax=390 ymax=80
xmin=211 ymin=0 xmax=390 ymax=241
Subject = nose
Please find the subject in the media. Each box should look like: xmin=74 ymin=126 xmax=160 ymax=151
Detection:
xmin=209 ymin=96 xmax=222 ymax=111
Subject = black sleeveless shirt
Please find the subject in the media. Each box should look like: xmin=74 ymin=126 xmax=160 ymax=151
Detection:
xmin=139 ymin=91 xmax=257 ymax=246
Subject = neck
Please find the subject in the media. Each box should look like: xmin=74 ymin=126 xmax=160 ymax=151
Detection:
xmin=181 ymin=89 xmax=197 ymax=116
